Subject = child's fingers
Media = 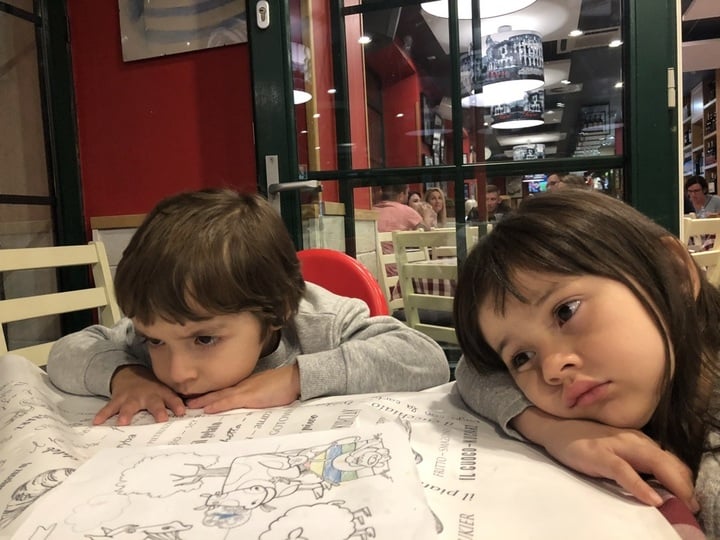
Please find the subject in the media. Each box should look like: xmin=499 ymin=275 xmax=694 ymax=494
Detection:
xmin=630 ymin=448 xmax=698 ymax=512
xmin=92 ymin=402 xmax=119 ymax=425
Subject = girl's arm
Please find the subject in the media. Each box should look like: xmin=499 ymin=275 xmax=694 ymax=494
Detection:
xmin=455 ymin=357 xmax=698 ymax=512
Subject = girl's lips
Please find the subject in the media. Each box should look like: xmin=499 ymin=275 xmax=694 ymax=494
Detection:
xmin=564 ymin=381 xmax=611 ymax=408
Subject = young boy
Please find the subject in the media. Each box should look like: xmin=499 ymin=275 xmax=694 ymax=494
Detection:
xmin=47 ymin=189 xmax=450 ymax=425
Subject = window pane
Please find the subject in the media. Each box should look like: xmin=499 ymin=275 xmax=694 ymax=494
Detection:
xmin=0 ymin=11 xmax=50 ymax=196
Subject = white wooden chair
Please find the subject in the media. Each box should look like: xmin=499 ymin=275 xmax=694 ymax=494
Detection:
xmin=682 ymin=216 xmax=720 ymax=286
xmin=0 ymin=242 xmax=122 ymax=366
xmin=374 ymin=229 xmax=428 ymax=312
xmin=393 ymin=229 xmax=458 ymax=344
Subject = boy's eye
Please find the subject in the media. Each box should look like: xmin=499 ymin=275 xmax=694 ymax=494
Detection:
xmin=555 ymin=300 xmax=580 ymax=325
xmin=145 ymin=337 xmax=164 ymax=347
xmin=195 ymin=336 xmax=218 ymax=346
xmin=510 ymin=351 xmax=535 ymax=371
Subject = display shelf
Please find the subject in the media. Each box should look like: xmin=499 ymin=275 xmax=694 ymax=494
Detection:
xmin=683 ymin=70 xmax=719 ymax=193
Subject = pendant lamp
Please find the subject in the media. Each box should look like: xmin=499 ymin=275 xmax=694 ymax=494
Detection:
xmin=421 ymin=0 xmax=538 ymax=19
xmin=491 ymin=90 xmax=544 ymax=130
xmin=292 ymin=42 xmax=312 ymax=105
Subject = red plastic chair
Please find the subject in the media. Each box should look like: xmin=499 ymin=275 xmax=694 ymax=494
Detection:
xmin=297 ymin=248 xmax=390 ymax=316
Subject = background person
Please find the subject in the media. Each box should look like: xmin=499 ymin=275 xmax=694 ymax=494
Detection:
xmin=407 ymin=190 xmax=422 ymax=207
xmin=425 ymin=187 xmax=448 ymax=227
xmin=486 ymin=184 xmax=512 ymax=222
xmin=373 ymin=184 xmax=427 ymax=233
xmin=686 ymin=175 xmax=720 ymax=218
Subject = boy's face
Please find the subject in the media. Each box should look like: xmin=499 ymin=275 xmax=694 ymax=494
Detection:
xmin=133 ymin=312 xmax=269 ymax=399
xmin=477 ymin=271 xmax=667 ymax=429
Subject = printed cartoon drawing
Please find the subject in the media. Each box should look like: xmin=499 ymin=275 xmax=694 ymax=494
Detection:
xmin=260 ymin=500 xmax=375 ymax=540
xmin=169 ymin=434 xmax=391 ymax=530
xmin=84 ymin=520 xmax=191 ymax=539
xmin=28 ymin=523 xmax=55 ymax=540
xmin=0 ymin=468 xmax=75 ymax=528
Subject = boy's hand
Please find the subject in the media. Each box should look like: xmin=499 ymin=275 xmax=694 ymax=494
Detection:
xmin=512 ymin=407 xmax=698 ymax=513
xmin=185 ymin=363 xmax=300 ymax=413
xmin=94 ymin=365 xmax=186 ymax=426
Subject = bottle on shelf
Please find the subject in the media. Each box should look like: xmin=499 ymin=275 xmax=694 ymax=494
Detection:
xmin=468 ymin=145 xmax=476 ymax=163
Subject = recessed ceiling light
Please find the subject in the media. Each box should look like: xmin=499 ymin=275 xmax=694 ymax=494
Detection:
xmin=614 ymin=81 xmax=623 ymax=89
xmin=327 ymin=88 xmax=336 ymax=94
xmin=560 ymin=79 xmax=571 ymax=85
xmin=312 ymin=113 xmax=320 ymax=118
xmin=569 ymin=29 xmax=583 ymax=37
xmin=358 ymin=36 xmax=372 ymax=45
xmin=609 ymin=39 xmax=623 ymax=48
xmin=396 ymin=113 xmax=404 ymax=118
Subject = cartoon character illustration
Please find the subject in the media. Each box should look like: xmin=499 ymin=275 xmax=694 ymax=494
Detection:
xmin=260 ymin=500 xmax=375 ymax=540
xmin=171 ymin=435 xmax=391 ymax=530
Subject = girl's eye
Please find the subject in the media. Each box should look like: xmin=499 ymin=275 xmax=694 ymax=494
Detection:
xmin=555 ymin=300 xmax=580 ymax=326
xmin=510 ymin=351 xmax=535 ymax=371
xmin=195 ymin=336 xmax=219 ymax=346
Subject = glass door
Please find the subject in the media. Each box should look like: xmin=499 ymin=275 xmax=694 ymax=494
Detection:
xmin=249 ymin=0 xmax=678 ymax=254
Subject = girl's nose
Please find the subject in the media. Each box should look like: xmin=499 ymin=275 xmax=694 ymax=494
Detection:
xmin=540 ymin=351 xmax=581 ymax=384
xmin=166 ymin=351 xmax=197 ymax=385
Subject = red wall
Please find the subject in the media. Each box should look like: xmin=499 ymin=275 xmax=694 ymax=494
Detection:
xmin=67 ymin=1 xmax=257 ymax=225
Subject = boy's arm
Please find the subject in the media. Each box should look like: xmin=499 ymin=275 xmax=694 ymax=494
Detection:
xmin=47 ymin=318 xmax=150 ymax=397
xmin=454 ymin=356 xmax=697 ymax=512
xmin=296 ymin=300 xmax=450 ymax=399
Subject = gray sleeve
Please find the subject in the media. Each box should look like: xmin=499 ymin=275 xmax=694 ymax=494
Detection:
xmin=47 ymin=318 xmax=150 ymax=398
xmin=697 ymin=432 xmax=720 ymax=538
xmin=454 ymin=355 xmax=532 ymax=440
xmin=296 ymin=300 xmax=450 ymax=400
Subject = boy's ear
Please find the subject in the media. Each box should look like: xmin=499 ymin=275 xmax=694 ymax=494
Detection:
xmin=661 ymin=236 xmax=700 ymax=298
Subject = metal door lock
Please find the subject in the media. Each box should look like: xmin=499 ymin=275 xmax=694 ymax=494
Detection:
xmin=256 ymin=1 xmax=270 ymax=29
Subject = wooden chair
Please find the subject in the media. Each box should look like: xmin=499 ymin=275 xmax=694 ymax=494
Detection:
xmin=0 ymin=242 xmax=122 ymax=366
xmin=393 ymin=229 xmax=458 ymax=344
xmin=682 ymin=216 xmax=720 ymax=286
xmin=297 ymin=248 xmax=390 ymax=316
xmin=374 ymin=229 xmax=427 ymax=312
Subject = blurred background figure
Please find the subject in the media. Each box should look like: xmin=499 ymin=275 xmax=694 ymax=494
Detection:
xmin=465 ymin=198 xmax=478 ymax=222
xmin=546 ymin=173 xmax=562 ymax=191
xmin=685 ymin=175 xmax=720 ymax=218
xmin=411 ymin=200 xmax=438 ymax=229
xmin=407 ymin=190 xmax=422 ymax=206
xmin=373 ymin=184 xmax=426 ymax=232
xmin=425 ymin=187 xmax=448 ymax=227
xmin=547 ymin=173 xmax=590 ymax=191
xmin=486 ymin=184 xmax=512 ymax=222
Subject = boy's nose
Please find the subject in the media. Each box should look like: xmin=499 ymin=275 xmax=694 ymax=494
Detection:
xmin=166 ymin=352 xmax=197 ymax=385
xmin=540 ymin=351 xmax=581 ymax=384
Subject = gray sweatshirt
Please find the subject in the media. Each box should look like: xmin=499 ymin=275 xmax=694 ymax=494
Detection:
xmin=455 ymin=356 xmax=720 ymax=538
xmin=47 ymin=283 xmax=450 ymax=400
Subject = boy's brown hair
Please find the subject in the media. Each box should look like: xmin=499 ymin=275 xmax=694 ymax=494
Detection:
xmin=115 ymin=189 xmax=305 ymax=337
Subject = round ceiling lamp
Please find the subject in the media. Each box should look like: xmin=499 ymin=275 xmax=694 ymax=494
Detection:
xmin=292 ymin=42 xmax=312 ymax=105
xmin=421 ymin=0 xmax=538 ymax=19
xmin=491 ymin=90 xmax=544 ymax=130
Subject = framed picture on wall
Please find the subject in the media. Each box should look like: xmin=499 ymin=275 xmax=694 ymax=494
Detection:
xmin=118 ymin=0 xmax=248 ymax=62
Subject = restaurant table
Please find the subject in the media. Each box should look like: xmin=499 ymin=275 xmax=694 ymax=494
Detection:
xmin=0 ymin=353 xmax=703 ymax=539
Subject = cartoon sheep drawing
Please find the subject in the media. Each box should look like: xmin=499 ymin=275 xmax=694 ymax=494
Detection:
xmin=260 ymin=500 xmax=375 ymax=540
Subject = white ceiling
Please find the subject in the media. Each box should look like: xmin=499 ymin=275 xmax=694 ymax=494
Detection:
xmin=682 ymin=0 xmax=720 ymax=72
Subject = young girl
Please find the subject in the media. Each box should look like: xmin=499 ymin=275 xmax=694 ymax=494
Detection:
xmin=424 ymin=187 xmax=448 ymax=227
xmin=453 ymin=190 xmax=720 ymax=536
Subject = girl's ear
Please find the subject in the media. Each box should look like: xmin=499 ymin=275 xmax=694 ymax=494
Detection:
xmin=661 ymin=236 xmax=700 ymax=298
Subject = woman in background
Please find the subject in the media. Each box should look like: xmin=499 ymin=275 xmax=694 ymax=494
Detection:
xmin=425 ymin=187 xmax=448 ymax=227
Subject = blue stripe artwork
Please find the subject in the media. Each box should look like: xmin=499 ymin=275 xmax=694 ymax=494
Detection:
xmin=118 ymin=0 xmax=248 ymax=62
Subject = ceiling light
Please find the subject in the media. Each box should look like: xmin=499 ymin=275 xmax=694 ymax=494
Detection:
xmin=421 ymin=0 xmax=538 ymax=19
xmin=608 ymin=39 xmax=623 ymax=48
xmin=614 ymin=81 xmax=623 ymax=89
xmin=358 ymin=35 xmax=372 ymax=45
xmin=396 ymin=113 xmax=404 ymax=118
xmin=327 ymin=88 xmax=336 ymax=94
xmin=568 ymin=29 xmax=584 ymax=37
xmin=293 ymin=90 xmax=312 ymax=105
xmin=561 ymin=79 xmax=571 ymax=85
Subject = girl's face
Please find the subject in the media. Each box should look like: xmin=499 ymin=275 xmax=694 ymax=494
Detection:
xmin=477 ymin=271 xmax=667 ymax=429
xmin=427 ymin=191 xmax=444 ymax=213
xmin=408 ymin=193 xmax=422 ymax=205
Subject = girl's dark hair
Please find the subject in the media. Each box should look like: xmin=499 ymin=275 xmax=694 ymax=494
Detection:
xmin=454 ymin=190 xmax=720 ymax=476
xmin=115 ymin=189 xmax=305 ymax=339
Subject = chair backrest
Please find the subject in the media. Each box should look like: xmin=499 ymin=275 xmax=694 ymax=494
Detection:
xmin=682 ymin=217 xmax=720 ymax=286
xmin=0 ymin=242 xmax=122 ymax=366
xmin=297 ymin=248 xmax=390 ymax=316
xmin=375 ymin=229 xmax=429 ymax=312
xmin=393 ymin=229 xmax=458 ymax=344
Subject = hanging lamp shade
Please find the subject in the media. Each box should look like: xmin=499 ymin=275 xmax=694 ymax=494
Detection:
xmin=491 ymin=90 xmax=544 ymax=129
xmin=421 ymin=0 xmax=538 ymax=19
xmin=460 ymin=26 xmax=544 ymax=108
